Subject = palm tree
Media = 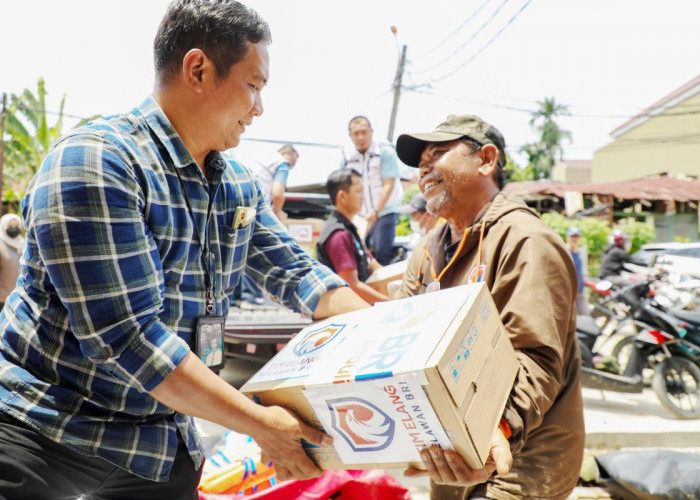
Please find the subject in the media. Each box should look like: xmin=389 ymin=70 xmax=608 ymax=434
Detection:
xmin=525 ymin=97 xmax=572 ymax=179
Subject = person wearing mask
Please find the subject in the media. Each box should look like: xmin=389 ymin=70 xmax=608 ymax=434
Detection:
xmin=0 ymin=2 xmax=369 ymax=497
xmin=0 ymin=214 xmax=24 ymax=310
xmin=341 ymin=115 xmax=403 ymax=265
xmin=398 ymin=192 xmax=439 ymax=251
xmin=395 ymin=114 xmax=584 ymax=499
xmin=316 ymin=168 xmax=389 ymax=305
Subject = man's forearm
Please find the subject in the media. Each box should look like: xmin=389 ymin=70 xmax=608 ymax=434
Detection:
xmin=149 ymin=352 xmax=268 ymax=436
xmin=271 ymin=181 xmax=286 ymax=218
xmin=312 ymin=286 xmax=370 ymax=319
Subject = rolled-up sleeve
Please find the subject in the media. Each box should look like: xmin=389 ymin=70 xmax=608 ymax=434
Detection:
xmin=28 ymin=133 xmax=187 ymax=392
xmin=242 ymin=179 xmax=346 ymax=317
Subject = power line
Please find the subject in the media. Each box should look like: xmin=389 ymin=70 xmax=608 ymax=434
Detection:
xmin=428 ymin=0 xmax=534 ymax=84
xmin=411 ymin=0 xmax=513 ymax=75
xmin=412 ymin=0 xmax=493 ymax=62
xmin=241 ymin=137 xmax=342 ymax=149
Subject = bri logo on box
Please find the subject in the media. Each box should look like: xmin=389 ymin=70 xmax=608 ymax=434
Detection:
xmin=327 ymin=397 xmax=395 ymax=452
xmin=293 ymin=323 xmax=345 ymax=356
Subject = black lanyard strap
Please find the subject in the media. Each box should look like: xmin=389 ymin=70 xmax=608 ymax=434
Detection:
xmin=173 ymin=165 xmax=216 ymax=314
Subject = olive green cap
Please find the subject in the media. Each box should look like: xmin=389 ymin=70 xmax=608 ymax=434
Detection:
xmin=396 ymin=114 xmax=506 ymax=169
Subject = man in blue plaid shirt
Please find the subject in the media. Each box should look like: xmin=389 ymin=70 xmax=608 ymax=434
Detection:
xmin=0 ymin=1 xmax=369 ymax=498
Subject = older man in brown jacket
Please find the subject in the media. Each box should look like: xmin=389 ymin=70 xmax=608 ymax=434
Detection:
xmin=396 ymin=115 xmax=584 ymax=499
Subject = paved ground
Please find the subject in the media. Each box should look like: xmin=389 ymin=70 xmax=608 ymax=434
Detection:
xmin=211 ymin=358 xmax=700 ymax=499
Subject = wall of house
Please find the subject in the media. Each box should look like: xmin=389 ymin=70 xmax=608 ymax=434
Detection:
xmin=591 ymin=91 xmax=700 ymax=183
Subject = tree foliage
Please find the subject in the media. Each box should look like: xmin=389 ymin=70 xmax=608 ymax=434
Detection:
xmin=3 ymin=78 xmax=67 ymax=200
xmin=520 ymin=97 xmax=572 ymax=180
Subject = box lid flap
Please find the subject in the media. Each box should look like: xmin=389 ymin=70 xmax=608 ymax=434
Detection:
xmin=305 ymin=286 xmax=476 ymax=385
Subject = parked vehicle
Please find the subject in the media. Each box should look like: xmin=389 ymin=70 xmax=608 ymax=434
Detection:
xmin=633 ymin=241 xmax=700 ymax=279
xmin=578 ymin=279 xmax=700 ymax=419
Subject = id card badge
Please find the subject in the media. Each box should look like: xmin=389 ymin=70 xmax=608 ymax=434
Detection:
xmin=195 ymin=315 xmax=226 ymax=371
xmin=233 ymin=206 xmax=256 ymax=229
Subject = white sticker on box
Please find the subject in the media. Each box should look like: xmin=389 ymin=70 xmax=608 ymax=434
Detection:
xmin=303 ymin=373 xmax=452 ymax=465
xmin=246 ymin=322 xmax=351 ymax=384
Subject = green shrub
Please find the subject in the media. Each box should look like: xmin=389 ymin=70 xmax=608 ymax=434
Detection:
xmin=540 ymin=213 xmax=654 ymax=278
xmin=396 ymin=185 xmax=420 ymax=236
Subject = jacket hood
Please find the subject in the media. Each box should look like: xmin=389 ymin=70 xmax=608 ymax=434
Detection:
xmin=424 ymin=191 xmax=539 ymax=274
xmin=478 ymin=191 xmax=540 ymax=229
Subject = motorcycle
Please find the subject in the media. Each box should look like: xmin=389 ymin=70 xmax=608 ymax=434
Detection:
xmin=577 ymin=278 xmax=700 ymax=419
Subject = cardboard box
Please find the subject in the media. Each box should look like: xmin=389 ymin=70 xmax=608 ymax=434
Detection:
xmin=240 ymin=283 xmax=518 ymax=470
xmin=365 ymin=259 xmax=408 ymax=297
xmin=285 ymin=218 xmax=325 ymax=254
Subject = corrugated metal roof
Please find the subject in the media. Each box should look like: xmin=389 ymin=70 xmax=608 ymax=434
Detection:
xmin=502 ymin=176 xmax=700 ymax=202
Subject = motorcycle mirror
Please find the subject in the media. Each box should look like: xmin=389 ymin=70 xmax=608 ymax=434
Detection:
xmin=595 ymin=280 xmax=613 ymax=292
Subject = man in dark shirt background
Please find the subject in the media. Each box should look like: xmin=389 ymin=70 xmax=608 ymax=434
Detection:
xmin=317 ymin=168 xmax=389 ymax=304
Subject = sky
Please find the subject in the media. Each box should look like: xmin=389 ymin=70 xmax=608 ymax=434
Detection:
xmin=2 ymin=0 xmax=700 ymax=187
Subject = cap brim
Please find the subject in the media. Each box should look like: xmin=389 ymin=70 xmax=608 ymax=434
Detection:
xmin=397 ymin=204 xmax=415 ymax=214
xmin=396 ymin=131 xmax=463 ymax=167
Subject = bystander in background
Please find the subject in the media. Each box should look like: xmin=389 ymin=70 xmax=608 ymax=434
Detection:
xmin=398 ymin=192 xmax=439 ymax=252
xmin=599 ymin=230 xmax=645 ymax=286
xmin=317 ymin=169 xmax=389 ymax=304
xmin=341 ymin=116 xmax=402 ymax=265
xmin=0 ymin=214 xmax=24 ymax=310
xmin=246 ymin=144 xmax=299 ymax=221
xmin=566 ymin=226 xmax=590 ymax=315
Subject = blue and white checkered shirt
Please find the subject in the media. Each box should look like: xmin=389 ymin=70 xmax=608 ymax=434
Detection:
xmin=0 ymin=97 xmax=344 ymax=481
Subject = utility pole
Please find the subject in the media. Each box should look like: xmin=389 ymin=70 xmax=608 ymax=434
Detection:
xmin=0 ymin=93 xmax=6 ymax=218
xmin=387 ymin=43 xmax=407 ymax=143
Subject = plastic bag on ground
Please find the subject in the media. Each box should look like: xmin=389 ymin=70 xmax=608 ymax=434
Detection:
xmin=595 ymin=449 xmax=700 ymax=499
xmin=198 ymin=468 xmax=410 ymax=500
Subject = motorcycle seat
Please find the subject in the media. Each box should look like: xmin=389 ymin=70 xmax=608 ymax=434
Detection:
xmin=576 ymin=315 xmax=601 ymax=336
xmin=671 ymin=309 xmax=700 ymax=327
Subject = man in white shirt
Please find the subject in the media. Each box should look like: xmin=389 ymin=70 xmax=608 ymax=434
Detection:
xmin=341 ymin=116 xmax=402 ymax=265
xmin=248 ymin=144 xmax=299 ymax=220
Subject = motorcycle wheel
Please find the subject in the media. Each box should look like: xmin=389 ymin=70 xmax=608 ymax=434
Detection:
xmin=652 ymin=356 xmax=700 ymax=419
xmin=611 ymin=335 xmax=634 ymax=368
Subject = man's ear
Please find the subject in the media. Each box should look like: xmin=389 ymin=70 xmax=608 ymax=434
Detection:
xmin=477 ymin=144 xmax=499 ymax=176
xmin=181 ymin=49 xmax=213 ymax=93
xmin=336 ymin=189 xmax=347 ymax=207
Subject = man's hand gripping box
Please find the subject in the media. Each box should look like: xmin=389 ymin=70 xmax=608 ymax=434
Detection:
xmin=240 ymin=283 xmax=518 ymax=470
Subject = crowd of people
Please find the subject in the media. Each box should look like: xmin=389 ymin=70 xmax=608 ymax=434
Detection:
xmin=0 ymin=1 xmax=648 ymax=499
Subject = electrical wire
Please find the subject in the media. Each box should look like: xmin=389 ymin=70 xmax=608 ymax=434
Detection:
xmin=428 ymin=0 xmax=534 ymax=84
xmin=411 ymin=0 xmax=513 ymax=75
xmin=412 ymin=0 xmax=493 ymax=62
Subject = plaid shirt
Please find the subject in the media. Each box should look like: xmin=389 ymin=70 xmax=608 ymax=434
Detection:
xmin=0 ymin=97 xmax=344 ymax=481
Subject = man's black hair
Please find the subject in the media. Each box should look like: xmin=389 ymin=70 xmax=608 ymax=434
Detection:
xmin=326 ymin=168 xmax=361 ymax=205
xmin=154 ymin=0 xmax=271 ymax=84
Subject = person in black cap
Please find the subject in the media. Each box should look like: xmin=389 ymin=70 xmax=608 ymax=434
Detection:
xmin=398 ymin=192 xmax=439 ymax=251
xmin=395 ymin=114 xmax=584 ymax=500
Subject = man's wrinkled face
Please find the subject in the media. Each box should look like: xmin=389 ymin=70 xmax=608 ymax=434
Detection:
xmin=417 ymin=140 xmax=481 ymax=219
xmin=349 ymin=119 xmax=373 ymax=153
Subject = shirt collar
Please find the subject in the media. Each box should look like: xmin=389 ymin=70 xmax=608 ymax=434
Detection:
xmin=135 ymin=96 xmax=227 ymax=174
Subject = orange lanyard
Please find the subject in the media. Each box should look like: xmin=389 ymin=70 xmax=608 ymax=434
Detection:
xmin=417 ymin=220 xmax=485 ymax=288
